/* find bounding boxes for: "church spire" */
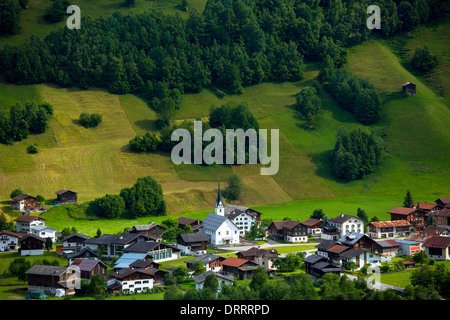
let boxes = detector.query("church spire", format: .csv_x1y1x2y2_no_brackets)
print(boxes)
215,178,224,215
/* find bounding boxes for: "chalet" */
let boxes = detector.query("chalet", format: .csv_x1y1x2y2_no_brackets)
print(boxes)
10,194,39,213
372,239,400,258
177,216,202,230
402,82,416,96
55,189,77,205
201,213,240,246
367,220,412,239
221,257,260,280
323,243,350,264
316,240,340,259
128,223,166,242
60,233,90,253
83,233,149,258
236,247,279,271
192,270,234,293
19,234,45,256
0,230,20,251
328,214,364,237
434,209,450,228
267,220,308,243
413,202,438,213
388,207,426,230
423,236,450,261
129,259,162,274
31,225,56,243
303,254,341,280
122,241,181,262
422,226,450,237
301,218,323,236
14,214,46,234
435,198,450,210
321,225,340,240
106,268,157,294
395,239,421,256
66,247,99,265
70,258,108,280
26,265,80,296
184,254,225,273
176,232,208,255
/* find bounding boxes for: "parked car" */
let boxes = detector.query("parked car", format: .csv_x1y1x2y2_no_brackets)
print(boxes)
26,291,48,300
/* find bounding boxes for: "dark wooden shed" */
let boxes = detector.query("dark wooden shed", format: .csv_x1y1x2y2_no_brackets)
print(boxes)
402,82,416,96
55,189,77,204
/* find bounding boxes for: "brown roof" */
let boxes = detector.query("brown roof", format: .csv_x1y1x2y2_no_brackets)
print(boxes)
14,215,46,223
327,244,350,254
222,257,249,267
177,217,200,225
423,226,449,237
270,220,299,231
369,220,412,228
0,230,21,238
435,198,450,204
239,247,278,258
413,202,436,210
55,189,77,195
301,218,322,227
19,233,45,243
423,236,450,248
388,207,417,215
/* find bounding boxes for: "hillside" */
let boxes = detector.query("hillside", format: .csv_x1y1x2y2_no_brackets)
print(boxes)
0,3,449,235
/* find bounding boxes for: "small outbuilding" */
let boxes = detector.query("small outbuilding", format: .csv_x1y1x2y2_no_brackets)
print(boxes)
402,82,416,96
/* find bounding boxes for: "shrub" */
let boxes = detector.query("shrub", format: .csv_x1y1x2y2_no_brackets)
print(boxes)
27,144,39,154
79,112,102,128
411,46,438,73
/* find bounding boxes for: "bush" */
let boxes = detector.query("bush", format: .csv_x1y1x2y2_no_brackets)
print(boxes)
129,132,160,152
27,144,39,154
411,45,438,73
79,112,102,128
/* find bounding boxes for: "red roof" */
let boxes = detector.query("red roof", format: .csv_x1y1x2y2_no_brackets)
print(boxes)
388,207,417,215
413,202,435,210
369,220,412,228
327,244,349,254
423,236,450,248
0,230,21,238
14,215,46,223
222,257,248,267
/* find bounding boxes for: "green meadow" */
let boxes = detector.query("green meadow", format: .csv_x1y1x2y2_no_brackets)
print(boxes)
0,6,449,235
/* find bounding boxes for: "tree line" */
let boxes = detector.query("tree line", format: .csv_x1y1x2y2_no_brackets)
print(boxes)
0,0,444,111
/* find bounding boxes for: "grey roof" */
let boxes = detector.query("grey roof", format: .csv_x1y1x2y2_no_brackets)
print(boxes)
303,254,328,264
66,247,99,259
339,248,366,259
60,233,90,242
316,240,339,251
123,241,180,254
178,232,209,243
114,253,151,268
26,265,67,276
192,270,234,284
202,213,229,231
83,233,143,246
185,254,223,265
72,259,106,272
337,232,366,246
329,214,360,224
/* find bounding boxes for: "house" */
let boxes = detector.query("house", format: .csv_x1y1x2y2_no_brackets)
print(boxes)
301,218,323,236
66,247,99,265
114,253,154,270
214,180,262,235
388,207,426,230
14,214,46,234
122,241,181,262
236,247,279,272
10,194,39,212
178,217,202,230
83,233,149,258
128,223,166,242
70,258,108,280
55,189,78,204
395,239,421,256
402,82,416,96
60,233,90,253
19,234,45,256
106,268,157,294
413,202,438,213
435,198,450,210
321,225,340,240
434,209,450,228
31,225,56,243
328,214,364,237
26,265,80,296
176,232,208,255
267,220,308,243
192,270,234,293
184,254,225,273
367,220,412,239
201,213,240,246
422,226,450,237
372,239,400,259
423,236,450,261
303,254,342,280
0,230,20,251
316,240,340,259
221,257,260,280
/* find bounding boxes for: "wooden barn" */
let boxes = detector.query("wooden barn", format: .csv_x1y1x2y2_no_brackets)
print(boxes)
55,189,77,204
402,82,416,96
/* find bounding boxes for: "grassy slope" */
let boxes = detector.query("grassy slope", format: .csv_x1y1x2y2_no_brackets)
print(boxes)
0,7,449,235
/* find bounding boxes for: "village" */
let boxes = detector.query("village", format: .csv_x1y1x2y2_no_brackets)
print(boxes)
0,182,449,300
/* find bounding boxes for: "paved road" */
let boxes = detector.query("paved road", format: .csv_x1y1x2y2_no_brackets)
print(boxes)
345,274,404,292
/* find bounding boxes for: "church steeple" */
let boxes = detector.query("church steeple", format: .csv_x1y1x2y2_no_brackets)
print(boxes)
215,178,224,216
